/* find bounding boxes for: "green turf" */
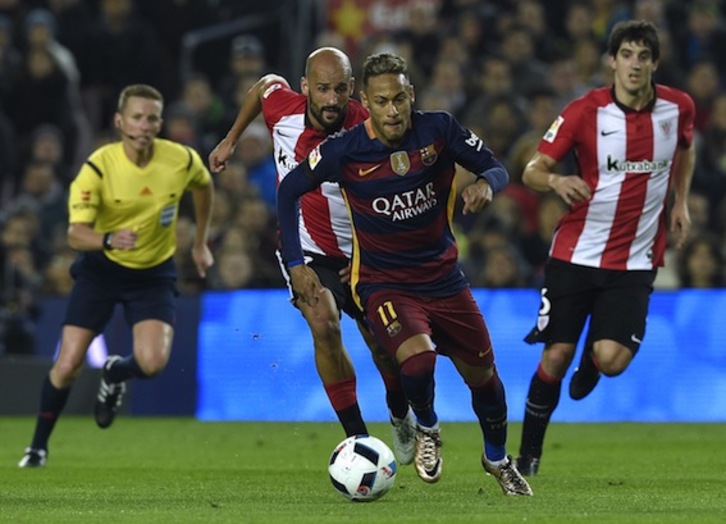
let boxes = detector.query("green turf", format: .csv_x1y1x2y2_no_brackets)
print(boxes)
1,417,724,523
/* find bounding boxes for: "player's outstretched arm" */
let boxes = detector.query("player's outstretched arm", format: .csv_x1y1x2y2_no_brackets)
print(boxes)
208,73,289,173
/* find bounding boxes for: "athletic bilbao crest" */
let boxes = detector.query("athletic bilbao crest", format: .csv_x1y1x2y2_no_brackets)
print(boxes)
390,151,410,176
420,144,437,166
659,119,673,138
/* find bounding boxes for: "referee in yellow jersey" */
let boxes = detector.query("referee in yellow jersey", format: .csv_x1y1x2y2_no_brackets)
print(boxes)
18,84,215,468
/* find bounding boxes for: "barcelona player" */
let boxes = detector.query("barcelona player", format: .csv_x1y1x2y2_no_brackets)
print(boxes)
277,52,532,495
19,84,214,468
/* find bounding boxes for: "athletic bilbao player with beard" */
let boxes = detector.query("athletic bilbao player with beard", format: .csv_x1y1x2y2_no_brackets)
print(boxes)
516,20,695,476
208,47,415,462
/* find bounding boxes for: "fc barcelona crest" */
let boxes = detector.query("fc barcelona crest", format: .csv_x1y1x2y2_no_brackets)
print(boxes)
390,151,410,176
420,144,437,166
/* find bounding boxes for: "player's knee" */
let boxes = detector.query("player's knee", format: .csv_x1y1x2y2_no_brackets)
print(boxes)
134,351,168,377
593,341,632,376
462,364,495,389
594,350,630,377
543,344,575,376
51,360,83,386
309,316,343,345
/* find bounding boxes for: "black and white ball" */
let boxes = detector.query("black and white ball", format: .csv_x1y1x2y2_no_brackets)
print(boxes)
328,435,397,501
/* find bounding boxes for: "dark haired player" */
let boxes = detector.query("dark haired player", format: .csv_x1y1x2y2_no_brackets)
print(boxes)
516,20,695,476
277,52,532,495
19,84,214,467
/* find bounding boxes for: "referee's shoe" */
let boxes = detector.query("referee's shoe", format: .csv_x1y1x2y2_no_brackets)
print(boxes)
94,355,127,428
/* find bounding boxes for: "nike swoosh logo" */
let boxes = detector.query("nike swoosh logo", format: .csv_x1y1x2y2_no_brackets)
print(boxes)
600,130,618,136
630,334,642,344
478,346,492,358
358,164,381,176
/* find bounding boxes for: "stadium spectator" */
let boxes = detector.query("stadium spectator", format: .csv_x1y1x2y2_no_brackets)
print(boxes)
556,1,598,53
419,58,467,119
208,47,415,460
43,0,94,67
161,101,203,152
516,21,696,477
178,72,227,157
206,247,255,290
136,0,216,98
173,215,207,295
0,212,42,356
231,121,277,209
28,124,73,187
497,23,550,99
23,7,92,169
41,245,75,296
474,244,530,288
694,91,726,215
514,0,561,62
685,58,721,133
519,192,569,286
6,160,67,248
674,0,726,76
546,55,589,111
465,54,518,125
217,34,267,108
17,83,214,468
5,46,76,172
81,0,164,131
677,233,725,288
393,2,440,79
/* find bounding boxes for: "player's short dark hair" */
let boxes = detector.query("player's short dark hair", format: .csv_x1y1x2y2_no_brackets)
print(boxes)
117,84,164,112
362,53,409,87
608,20,660,62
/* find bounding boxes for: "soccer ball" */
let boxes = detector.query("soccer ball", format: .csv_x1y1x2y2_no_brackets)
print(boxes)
328,434,397,501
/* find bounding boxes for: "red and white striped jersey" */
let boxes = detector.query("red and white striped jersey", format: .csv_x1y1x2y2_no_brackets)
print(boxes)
539,85,695,270
260,81,369,258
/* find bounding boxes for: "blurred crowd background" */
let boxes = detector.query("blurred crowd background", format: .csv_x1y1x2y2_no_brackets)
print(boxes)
1,0,726,355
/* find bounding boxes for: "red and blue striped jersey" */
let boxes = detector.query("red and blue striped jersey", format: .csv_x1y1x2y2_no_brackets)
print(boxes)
278,110,508,306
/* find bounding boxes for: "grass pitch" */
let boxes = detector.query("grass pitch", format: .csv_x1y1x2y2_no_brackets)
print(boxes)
1,417,724,523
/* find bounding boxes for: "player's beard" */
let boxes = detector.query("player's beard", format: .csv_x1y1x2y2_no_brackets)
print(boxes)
311,103,348,133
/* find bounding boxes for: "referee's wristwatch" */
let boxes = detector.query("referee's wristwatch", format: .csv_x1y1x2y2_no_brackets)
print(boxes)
103,232,114,250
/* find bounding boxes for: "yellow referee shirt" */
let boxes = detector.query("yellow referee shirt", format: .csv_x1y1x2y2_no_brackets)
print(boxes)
69,139,212,269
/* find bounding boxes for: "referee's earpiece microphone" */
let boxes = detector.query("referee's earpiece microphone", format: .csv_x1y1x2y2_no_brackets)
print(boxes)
115,119,137,140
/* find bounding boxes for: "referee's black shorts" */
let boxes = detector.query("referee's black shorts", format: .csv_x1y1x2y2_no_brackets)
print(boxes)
525,258,656,353
64,252,178,333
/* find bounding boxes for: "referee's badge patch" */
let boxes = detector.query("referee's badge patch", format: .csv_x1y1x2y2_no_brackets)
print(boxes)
543,116,564,143
160,204,176,227
390,151,410,176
